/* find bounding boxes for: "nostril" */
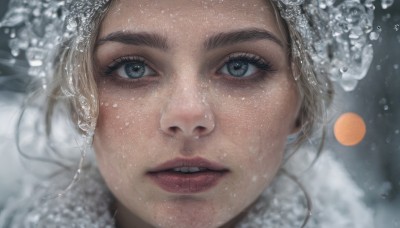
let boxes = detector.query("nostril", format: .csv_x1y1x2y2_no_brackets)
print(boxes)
169,126,180,134
193,126,210,137
196,126,207,133
166,125,210,137
160,105,215,138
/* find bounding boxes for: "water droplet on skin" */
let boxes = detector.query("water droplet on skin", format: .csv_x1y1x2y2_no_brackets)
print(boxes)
394,24,399,32
252,176,258,182
112,103,118,108
394,64,399,70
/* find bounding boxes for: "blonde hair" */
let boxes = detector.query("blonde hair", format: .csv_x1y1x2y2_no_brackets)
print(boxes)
269,1,333,147
49,3,111,138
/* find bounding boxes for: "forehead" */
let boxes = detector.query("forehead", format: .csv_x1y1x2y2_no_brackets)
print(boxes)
99,0,284,42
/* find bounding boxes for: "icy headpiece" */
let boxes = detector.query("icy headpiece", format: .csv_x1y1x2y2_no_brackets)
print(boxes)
0,0,110,88
0,0,375,92
274,0,375,91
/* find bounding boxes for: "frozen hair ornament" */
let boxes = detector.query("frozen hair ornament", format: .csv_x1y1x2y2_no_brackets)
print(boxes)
0,0,376,92
273,0,376,91
0,0,109,88
0,0,110,136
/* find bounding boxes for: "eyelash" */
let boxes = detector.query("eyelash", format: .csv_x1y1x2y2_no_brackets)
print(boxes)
103,53,275,83
105,56,151,76
218,53,275,78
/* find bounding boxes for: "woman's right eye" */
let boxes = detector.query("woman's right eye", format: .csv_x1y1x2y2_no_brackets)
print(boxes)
106,57,156,79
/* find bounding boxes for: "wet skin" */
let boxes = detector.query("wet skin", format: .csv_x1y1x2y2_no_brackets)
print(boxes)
93,0,301,227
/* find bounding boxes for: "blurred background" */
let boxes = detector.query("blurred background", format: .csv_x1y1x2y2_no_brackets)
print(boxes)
327,1,400,227
0,0,399,227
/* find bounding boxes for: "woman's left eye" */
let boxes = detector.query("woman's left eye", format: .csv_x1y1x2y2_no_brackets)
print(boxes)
218,54,273,78
106,57,156,79
220,60,256,78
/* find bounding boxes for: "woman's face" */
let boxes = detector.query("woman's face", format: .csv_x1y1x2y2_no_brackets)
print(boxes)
93,0,300,227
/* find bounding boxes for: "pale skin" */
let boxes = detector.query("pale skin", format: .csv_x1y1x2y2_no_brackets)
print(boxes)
93,0,301,227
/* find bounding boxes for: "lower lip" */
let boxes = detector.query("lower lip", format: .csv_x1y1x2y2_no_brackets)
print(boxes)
147,171,227,194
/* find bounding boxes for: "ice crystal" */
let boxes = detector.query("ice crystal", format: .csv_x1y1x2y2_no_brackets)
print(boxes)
275,0,376,91
0,0,111,137
381,0,394,10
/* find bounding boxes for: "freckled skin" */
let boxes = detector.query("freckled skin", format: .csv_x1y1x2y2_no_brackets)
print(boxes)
93,0,301,227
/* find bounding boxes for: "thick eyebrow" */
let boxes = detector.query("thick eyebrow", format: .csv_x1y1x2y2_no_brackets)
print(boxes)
204,28,284,50
96,31,169,50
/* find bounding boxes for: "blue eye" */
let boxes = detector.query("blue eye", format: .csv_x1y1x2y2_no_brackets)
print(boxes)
117,62,150,79
219,54,272,78
106,57,156,79
222,60,256,77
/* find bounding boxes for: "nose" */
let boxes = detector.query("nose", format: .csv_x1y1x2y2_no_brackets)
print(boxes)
160,82,215,139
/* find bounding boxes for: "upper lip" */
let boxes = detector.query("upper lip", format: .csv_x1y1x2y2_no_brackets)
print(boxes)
147,157,229,173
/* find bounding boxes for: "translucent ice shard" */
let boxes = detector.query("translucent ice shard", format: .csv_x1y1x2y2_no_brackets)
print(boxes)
381,0,394,10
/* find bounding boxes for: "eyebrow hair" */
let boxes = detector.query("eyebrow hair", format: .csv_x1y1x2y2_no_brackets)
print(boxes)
97,31,169,50
204,28,284,50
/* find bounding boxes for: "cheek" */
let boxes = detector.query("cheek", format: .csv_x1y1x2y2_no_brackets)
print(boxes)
93,102,131,191
94,84,159,152
214,79,299,184
93,90,159,190
216,87,297,145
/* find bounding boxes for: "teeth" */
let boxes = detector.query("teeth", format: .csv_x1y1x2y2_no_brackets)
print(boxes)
173,167,203,173
189,167,200,172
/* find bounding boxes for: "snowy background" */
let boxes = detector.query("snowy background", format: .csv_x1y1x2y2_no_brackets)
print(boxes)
0,0,399,227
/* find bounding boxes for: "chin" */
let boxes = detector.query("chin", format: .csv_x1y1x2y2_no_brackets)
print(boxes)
140,197,238,228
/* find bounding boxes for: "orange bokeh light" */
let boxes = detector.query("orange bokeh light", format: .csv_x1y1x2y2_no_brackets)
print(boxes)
334,112,367,146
